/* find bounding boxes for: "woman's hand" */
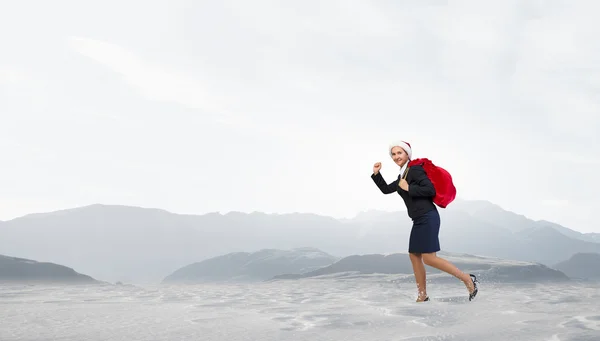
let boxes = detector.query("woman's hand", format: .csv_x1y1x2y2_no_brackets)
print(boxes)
373,162,382,174
399,179,409,191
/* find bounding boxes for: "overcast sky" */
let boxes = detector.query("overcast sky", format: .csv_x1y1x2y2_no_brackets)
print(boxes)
1,0,599,233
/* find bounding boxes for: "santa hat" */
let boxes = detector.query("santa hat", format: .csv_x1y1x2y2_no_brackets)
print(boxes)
389,140,412,159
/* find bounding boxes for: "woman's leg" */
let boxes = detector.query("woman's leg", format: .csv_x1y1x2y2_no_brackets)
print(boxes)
421,252,475,293
409,252,428,301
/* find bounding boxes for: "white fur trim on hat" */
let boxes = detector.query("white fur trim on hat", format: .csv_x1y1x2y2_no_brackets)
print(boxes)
389,140,412,159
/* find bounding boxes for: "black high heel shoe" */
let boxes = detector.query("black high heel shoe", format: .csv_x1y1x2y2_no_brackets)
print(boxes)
469,274,478,301
416,296,429,302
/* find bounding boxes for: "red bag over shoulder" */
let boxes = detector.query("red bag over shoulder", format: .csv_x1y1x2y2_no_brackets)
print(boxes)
408,158,456,208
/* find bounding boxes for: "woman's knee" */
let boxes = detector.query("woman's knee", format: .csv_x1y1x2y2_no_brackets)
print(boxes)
421,252,436,265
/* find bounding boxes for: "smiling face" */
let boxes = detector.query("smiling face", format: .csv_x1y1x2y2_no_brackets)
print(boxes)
390,146,409,167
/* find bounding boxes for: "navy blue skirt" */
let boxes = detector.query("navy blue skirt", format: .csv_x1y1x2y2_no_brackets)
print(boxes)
408,209,441,253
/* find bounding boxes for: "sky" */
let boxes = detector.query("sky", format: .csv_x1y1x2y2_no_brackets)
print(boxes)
1,0,599,233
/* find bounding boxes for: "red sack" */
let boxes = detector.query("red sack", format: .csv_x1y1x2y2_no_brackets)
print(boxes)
408,158,456,208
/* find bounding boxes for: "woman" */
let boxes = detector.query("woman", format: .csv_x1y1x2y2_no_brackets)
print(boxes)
370,140,478,302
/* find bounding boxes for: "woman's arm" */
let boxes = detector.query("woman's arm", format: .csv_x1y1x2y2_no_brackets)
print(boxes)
407,166,436,197
371,172,399,194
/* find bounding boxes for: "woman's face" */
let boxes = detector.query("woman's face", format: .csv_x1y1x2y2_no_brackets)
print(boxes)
391,146,409,167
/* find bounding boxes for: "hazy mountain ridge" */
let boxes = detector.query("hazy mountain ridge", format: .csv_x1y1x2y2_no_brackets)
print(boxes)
533,220,599,243
0,204,367,283
162,247,339,283
269,251,569,283
512,225,600,265
451,199,599,242
553,252,600,280
0,200,598,283
447,199,535,233
0,254,99,283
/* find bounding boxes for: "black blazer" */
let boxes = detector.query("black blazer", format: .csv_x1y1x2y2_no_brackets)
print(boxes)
371,165,437,219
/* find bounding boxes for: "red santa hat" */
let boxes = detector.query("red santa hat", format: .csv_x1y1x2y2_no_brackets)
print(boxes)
389,140,412,159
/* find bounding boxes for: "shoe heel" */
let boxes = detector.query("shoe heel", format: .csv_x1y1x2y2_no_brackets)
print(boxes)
469,274,478,301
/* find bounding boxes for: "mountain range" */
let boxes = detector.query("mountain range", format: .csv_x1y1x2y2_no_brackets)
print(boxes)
161,248,569,284
0,198,598,284
268,251,570,283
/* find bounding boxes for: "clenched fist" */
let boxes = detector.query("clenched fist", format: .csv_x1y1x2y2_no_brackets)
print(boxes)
373,162,382,174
